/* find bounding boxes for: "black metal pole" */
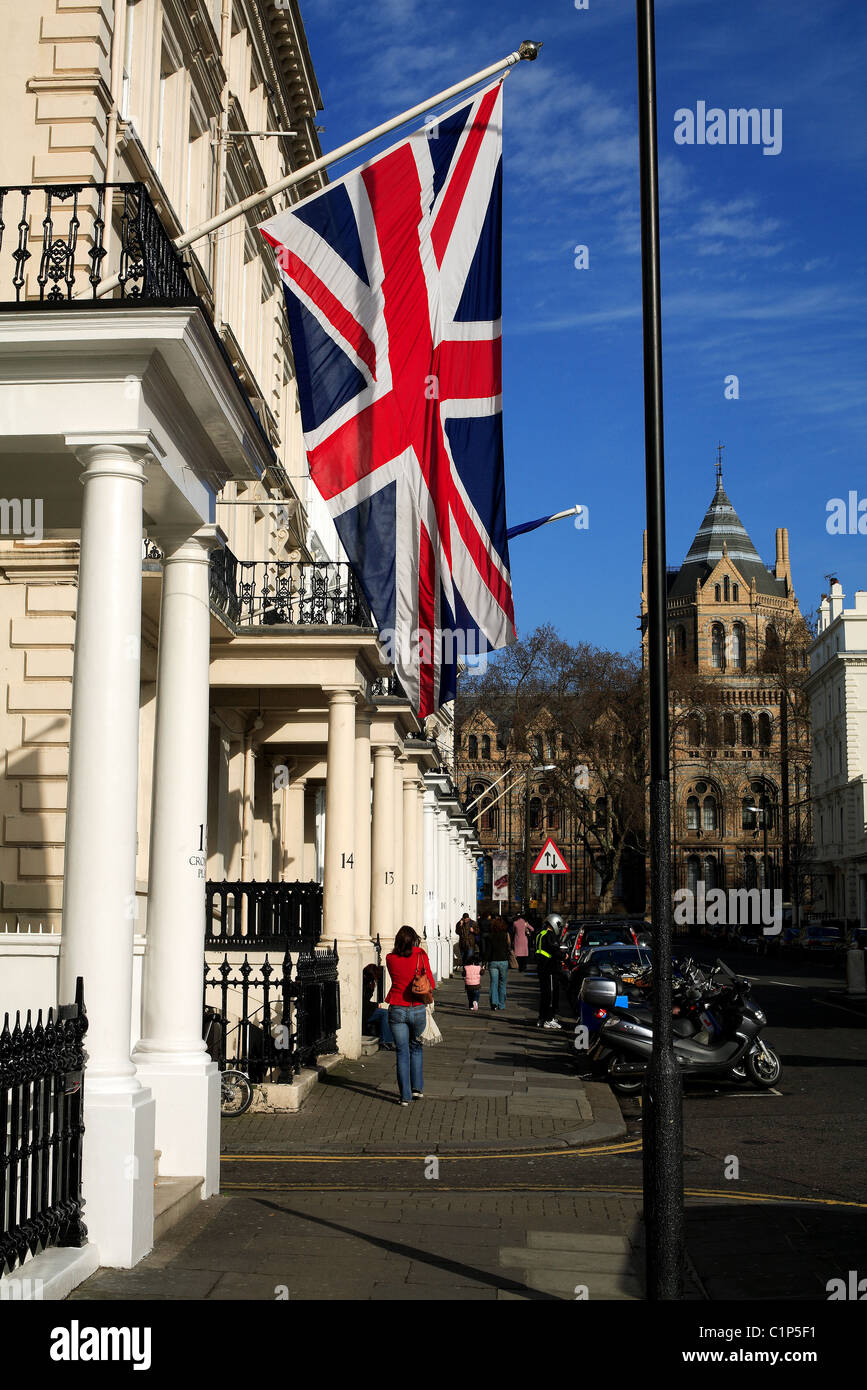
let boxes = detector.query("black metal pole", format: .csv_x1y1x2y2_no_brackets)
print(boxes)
635,0,684,1299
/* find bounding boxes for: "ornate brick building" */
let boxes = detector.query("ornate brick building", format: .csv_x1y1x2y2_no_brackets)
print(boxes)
454,704,643,918
645,463,811,900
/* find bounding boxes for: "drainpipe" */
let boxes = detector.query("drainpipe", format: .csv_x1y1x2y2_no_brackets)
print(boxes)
102,0,127,267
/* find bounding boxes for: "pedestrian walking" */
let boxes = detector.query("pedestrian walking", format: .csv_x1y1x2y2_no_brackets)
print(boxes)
484,915,512,1010
463,944,483,1010
535,913,563,1029
385,926,436,1104
512,913,534,972
457,912,479,964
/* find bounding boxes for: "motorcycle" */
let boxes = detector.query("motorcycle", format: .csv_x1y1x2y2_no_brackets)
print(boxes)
581,957,782,1095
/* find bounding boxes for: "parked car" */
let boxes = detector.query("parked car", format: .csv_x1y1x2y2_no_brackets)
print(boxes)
790,924,847,955
567,942,653,1017
564,923,642,977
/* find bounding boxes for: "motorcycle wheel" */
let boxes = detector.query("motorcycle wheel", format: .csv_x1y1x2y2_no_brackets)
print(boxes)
744,1043,781,1089
609,1063,645,1096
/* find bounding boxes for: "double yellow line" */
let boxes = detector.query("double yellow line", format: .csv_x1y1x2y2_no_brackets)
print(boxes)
221,1138,642,1162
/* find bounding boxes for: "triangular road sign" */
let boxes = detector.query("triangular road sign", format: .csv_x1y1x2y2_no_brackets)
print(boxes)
531,837,571,874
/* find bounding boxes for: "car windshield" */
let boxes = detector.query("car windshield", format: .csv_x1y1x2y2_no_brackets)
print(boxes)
588,948,651,970
582,928,635,948
808,927,840,938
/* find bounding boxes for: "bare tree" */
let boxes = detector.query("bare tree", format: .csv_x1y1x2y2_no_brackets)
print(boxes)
459,625,722,912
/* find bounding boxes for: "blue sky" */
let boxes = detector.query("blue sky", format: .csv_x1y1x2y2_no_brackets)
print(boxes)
298,0,867,653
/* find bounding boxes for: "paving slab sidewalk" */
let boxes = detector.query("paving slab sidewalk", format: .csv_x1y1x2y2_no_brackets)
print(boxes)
221,969,625,1155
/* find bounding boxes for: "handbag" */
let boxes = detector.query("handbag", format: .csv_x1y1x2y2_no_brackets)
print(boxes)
420,1003,442,1046
508,949,518,969
410,949,434,1003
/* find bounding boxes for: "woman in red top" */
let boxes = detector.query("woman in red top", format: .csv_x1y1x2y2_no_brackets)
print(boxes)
386,926,436,1105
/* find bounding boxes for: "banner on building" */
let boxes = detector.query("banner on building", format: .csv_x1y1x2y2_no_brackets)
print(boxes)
492,852,509,901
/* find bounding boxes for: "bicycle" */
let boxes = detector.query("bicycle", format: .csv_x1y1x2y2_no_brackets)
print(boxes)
204,1013,255,1118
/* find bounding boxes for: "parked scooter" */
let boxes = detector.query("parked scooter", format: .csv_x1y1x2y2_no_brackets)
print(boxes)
581,957,782,1095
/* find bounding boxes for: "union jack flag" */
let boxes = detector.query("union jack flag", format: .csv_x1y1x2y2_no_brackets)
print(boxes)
259,80,515,716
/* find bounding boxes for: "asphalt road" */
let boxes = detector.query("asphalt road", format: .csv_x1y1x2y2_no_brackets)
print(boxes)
219,939,867,1299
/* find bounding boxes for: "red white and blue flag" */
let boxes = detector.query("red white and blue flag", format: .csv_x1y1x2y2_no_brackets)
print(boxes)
259,80,515,716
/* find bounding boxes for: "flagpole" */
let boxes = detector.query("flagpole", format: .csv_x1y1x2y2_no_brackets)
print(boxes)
80,41,542,300
635,0,684,1298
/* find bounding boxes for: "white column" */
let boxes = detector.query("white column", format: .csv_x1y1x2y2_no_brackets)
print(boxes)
403,772,419,928
436,813,451,979
449,827,461,933
371,745,395,945
284,770,307,881
132,528,221,1193
393,756,405,930
353,713,372,940
415,783,425,938
59,440,155,1268
322,690,361,1057
423,791,438,959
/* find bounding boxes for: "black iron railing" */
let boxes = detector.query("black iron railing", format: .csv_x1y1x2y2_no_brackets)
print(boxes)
209,547,373,628
204,952,295,1081
0,184,196,305
203,944,340,1079
0,978,88,1276
205,879,323,950
295,945,341,1068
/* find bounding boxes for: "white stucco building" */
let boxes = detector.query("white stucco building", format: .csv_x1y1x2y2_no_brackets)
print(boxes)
807,580,867,926
0,0,478,1294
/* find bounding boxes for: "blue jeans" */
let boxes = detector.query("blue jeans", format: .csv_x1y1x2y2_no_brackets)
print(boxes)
388,1005,426,1101
489,959,509,1008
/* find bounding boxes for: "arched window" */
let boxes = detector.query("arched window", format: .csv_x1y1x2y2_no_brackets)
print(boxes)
723,714,736,746
704,856,718,891
529,797,542,830
687,714,702,747
702,795,717,832
531,735,543,762
481,735,491,759
723,575,730,601
765,625,779,653
732,584,739,603
673,625,687,656
711,623,725,669
758,713,771,747
547,737,557,760
546,798,558,828
742,798,757,830
468,734,478,759
687,855,701,895
686,796,700,831
715,584,721,602
743,855,757,889
741,713,754,746
732,622,746,670
706,714,720,747
595,797,607,826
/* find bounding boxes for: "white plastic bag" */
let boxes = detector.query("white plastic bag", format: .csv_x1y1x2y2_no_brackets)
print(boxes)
420,1002,442,1045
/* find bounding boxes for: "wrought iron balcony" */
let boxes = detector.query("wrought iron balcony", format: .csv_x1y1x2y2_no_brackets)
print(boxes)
0,183,197,305
209,545,374,629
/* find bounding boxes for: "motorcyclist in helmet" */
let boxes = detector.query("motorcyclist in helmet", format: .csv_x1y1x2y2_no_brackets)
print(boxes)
535,913,564,1029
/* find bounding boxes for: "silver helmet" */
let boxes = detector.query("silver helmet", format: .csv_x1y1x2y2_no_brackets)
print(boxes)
544,913,564,935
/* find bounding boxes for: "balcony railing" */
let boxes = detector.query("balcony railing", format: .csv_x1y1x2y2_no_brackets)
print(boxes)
209,547,373,629
205,879,323,950
0,183,197,305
